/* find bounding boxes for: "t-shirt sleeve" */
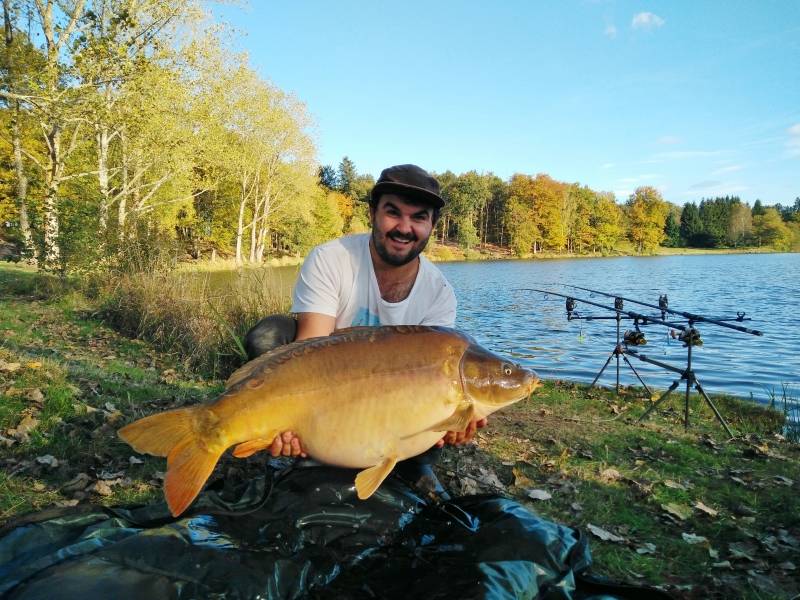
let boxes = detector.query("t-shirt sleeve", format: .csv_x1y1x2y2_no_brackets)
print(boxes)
419,280,457,328
291,246,340,317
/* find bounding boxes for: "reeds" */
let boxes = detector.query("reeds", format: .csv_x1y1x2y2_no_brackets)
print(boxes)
99,269,291,378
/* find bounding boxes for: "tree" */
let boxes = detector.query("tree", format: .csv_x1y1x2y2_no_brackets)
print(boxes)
318,165,337,190
442,171,490,249
727,202,752,247
625,186,669,253
336,156,357,197
680,202,703,246
752,208,791,250
503,174,541,256
592,192,624,253
662,206,681,247
752,199,766,217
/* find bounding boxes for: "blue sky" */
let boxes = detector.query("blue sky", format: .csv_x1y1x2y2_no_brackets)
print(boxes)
214,1,799,206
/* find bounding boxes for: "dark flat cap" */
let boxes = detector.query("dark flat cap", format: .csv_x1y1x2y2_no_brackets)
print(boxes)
370,164,444,208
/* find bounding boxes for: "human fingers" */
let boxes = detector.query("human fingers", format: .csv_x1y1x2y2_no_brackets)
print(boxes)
476,418,488,428
442,431,458,445
269,436,283,457
280,431,294,457
435,438,445,448
290,436,303,457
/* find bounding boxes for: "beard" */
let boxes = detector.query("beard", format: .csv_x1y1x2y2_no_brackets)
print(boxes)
371,228,430,267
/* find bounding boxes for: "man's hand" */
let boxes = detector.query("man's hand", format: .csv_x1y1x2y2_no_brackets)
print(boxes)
269,431,308,458
436,417,488,447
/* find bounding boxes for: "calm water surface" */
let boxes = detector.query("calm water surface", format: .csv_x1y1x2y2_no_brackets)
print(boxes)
216,253,799,403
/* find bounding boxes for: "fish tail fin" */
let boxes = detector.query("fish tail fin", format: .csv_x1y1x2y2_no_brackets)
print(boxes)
164,437,224,517
119,407,224,516
118,407,199,457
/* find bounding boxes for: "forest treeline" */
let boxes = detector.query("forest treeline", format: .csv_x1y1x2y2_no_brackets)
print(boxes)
1,2,797,274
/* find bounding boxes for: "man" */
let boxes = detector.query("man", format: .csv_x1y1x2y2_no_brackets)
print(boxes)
244,164,486,496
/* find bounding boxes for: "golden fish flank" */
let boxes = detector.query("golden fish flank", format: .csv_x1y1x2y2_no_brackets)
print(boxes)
118,326,539,517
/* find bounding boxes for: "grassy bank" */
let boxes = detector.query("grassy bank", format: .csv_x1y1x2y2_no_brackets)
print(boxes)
1,264,799,599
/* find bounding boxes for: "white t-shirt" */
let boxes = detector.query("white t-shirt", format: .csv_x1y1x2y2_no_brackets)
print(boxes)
291,234,457,329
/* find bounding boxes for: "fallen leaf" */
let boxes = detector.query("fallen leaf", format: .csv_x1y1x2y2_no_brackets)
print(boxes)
772,475,794,486
55,499,80,508
600,468,621,482
636,543,656,555
712,561,732,569
694,501,719,517
104,402,117,413
61,473,91,492
709,548,719,559
0,433,16,447
0,360,21,373
527,489,552,501
8,414,39,442
587,523,625,543
777,530,799,548
663,479,687,490
777,561,796,571
661,503,692,521
729,541,758,561
682,532,709,545
26,389,45,405
90,480,115,496
36,454,59,468
475,467,505,490
32,482,46,491
99,470,125,480
730,476,748,486
129,456,144,465
570,502,583,512
25,361,42,370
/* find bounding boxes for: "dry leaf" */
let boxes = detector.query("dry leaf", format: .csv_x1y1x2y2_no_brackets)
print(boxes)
587,523,625,543
694,500,719,517
8,414,39,442
55,499,80,508
600,468,621,481
0,360,21,373
708,548,719,559
663,479,687,490
26,361,42,370
570,502,583,512
26,388,45,405
778,561,796,571
772,475,794,486
636,543,656,555
35,454,59,468
90,480,115,496
61,473,91,493
729,541,758,561
527,489,552,501
682,532,708,545
129,456,144,465
712,561,732,569
661,503,692,521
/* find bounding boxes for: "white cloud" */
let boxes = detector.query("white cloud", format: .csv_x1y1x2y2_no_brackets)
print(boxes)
788,123,800,157
632,12,665,30
657,135,681,145
652,149,725,161
711,164,744,176
604,24,617,38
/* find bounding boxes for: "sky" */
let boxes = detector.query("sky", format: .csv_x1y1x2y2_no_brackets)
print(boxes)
213,1,800,206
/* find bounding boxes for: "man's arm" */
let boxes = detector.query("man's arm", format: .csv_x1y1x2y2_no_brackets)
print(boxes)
295,312,336,341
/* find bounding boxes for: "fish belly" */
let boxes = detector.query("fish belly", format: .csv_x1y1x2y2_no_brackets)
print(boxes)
296,376,460,468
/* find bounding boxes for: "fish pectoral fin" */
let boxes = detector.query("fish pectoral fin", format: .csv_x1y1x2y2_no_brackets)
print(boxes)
232,433,280,458
421,403,475,434
355,455,398,500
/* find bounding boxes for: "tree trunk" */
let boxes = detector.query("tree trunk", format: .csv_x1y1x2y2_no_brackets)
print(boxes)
235,182,247,265
97,124,111,235
42,126,62,269
10,103,36,262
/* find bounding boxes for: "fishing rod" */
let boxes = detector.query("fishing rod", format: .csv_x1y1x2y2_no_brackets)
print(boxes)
522,288,687,331
564,285,763,336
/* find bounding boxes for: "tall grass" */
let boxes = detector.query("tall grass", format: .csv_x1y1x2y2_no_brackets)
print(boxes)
766,384,800,443
99,269,290,378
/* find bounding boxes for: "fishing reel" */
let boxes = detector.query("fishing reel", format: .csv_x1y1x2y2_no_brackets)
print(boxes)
623,330,647,346
671,327,703,347
658,294,669,319
565,297,576,319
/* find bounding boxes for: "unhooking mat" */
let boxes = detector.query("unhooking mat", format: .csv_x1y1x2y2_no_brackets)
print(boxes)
0,464,672,599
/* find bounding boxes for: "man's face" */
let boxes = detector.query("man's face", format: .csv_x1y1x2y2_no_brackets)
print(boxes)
370,194,435,267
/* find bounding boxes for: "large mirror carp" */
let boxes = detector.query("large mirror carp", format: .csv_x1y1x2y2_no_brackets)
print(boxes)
119,326,539,516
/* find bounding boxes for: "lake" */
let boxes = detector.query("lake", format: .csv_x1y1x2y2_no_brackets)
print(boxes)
210,253,800,404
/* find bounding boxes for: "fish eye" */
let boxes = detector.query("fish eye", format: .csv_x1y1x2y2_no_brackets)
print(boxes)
503,364,513,375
